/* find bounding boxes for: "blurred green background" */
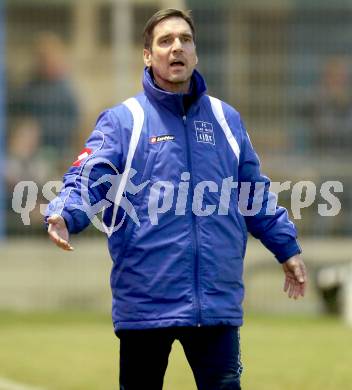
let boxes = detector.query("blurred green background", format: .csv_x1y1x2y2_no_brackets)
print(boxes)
1,0,352,389
1,311,351,390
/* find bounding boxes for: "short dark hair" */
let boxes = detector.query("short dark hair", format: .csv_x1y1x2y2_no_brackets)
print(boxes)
143,9,195,50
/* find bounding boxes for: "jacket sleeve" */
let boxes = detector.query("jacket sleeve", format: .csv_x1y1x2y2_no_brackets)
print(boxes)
238,119,301,263
44,108,128,234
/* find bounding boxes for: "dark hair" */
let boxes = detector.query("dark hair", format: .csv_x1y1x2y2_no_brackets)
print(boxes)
143,9,195,50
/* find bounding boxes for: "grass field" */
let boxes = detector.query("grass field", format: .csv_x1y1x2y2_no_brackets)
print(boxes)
0,312,351,390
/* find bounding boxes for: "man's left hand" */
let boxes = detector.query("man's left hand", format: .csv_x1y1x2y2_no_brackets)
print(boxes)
282,255,307,299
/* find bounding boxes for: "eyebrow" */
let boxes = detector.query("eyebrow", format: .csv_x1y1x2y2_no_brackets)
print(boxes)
157,32,193,41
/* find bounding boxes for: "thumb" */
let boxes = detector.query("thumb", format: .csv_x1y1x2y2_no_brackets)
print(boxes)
293,264,304,283
48,214,63,224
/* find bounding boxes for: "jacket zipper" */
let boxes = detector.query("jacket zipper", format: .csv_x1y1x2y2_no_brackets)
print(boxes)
182,114,202,327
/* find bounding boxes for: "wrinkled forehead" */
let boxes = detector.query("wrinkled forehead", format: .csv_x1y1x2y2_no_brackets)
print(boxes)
152,17,193,42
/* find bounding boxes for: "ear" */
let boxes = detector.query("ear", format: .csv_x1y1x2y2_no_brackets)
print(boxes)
143,48,152,67
195,54,198,65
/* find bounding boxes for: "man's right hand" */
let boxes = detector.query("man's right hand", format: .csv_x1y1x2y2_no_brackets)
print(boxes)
47,214,74,251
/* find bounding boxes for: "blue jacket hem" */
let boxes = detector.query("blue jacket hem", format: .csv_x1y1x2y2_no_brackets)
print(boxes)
113,317,243,332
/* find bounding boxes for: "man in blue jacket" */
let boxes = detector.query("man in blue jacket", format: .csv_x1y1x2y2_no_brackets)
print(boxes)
46,9,307,390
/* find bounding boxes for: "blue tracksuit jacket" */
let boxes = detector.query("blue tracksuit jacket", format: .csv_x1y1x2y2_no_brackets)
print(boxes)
46,68,301,331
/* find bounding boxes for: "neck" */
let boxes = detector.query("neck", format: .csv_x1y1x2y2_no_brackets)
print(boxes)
153,75,191,94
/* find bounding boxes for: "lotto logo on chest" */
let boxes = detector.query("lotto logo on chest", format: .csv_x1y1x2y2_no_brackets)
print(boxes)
194,121,215,145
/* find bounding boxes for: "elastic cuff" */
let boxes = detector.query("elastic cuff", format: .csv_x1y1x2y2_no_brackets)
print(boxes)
275,240,302,263
61,210,75,234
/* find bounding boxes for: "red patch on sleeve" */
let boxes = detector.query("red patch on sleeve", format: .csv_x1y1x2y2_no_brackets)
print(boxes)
72,148,92,167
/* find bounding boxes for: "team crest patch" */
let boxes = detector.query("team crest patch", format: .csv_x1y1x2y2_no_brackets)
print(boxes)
149,135,175,144
194,121,215,145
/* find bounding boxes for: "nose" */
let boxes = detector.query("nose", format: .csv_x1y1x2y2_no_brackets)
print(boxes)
172,37,183,52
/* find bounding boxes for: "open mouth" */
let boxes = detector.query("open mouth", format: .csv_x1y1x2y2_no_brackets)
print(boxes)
170,60,185,67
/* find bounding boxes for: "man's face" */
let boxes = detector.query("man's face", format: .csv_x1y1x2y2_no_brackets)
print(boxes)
143,17,198,93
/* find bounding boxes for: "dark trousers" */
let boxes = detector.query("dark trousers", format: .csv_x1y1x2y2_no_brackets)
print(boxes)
116,326,242,390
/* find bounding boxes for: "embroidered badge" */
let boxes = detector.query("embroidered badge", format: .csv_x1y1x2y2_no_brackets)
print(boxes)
194,121,215,145
149,135,175,144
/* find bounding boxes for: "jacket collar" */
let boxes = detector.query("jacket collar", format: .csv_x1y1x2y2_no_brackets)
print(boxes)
142,67,207,116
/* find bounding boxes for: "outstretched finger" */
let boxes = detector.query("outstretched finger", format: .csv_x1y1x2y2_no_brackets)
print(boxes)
48,229,73,251
293,282,302,299
300,279,307,297
288,279,295,298
300,263,307,283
